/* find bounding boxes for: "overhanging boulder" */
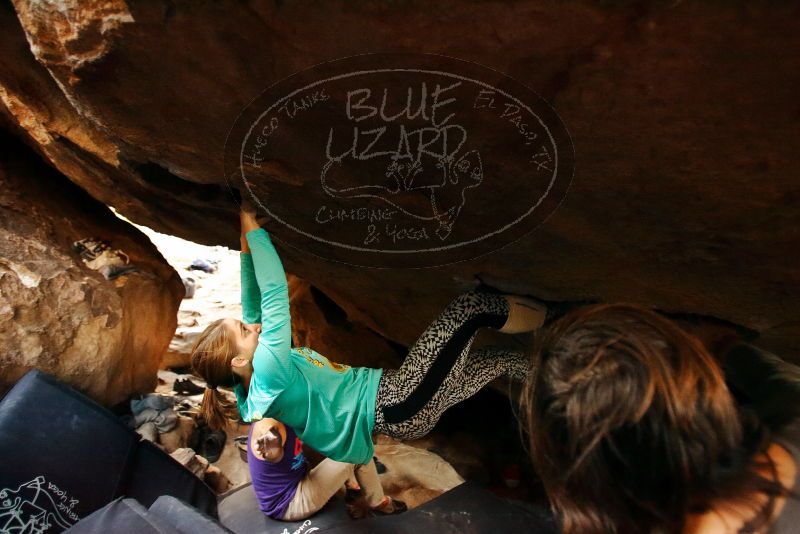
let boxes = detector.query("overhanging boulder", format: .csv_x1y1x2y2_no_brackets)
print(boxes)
0,1,797,361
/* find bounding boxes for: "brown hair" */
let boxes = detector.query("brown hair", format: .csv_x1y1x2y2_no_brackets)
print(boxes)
190,318,240,430
521,303,788,534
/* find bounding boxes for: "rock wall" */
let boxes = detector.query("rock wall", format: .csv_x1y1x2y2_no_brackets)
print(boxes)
0,1,798,361
0,129,183,405
288,273,406,370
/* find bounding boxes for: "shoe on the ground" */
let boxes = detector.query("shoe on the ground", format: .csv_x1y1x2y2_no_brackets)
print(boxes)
371,496,407,516
198,427,227,463
174,378,205,396
188,258,217,273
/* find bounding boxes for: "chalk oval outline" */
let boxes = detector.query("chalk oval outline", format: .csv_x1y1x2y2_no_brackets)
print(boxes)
225,52,574,264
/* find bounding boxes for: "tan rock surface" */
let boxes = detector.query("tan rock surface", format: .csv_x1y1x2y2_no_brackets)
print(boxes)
1,1,797,361
0,131,183,405
288,274,405,370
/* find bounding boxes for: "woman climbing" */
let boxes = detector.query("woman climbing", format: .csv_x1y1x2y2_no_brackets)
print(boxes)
190,197,546,467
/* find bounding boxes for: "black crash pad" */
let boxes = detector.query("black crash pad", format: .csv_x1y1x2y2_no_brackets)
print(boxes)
217,481,556,534
63,498,180,534
1,371,555,534
64,496,234,534
318,482,558,534
0,370,217,532
148,495,233,533
217,481,351,534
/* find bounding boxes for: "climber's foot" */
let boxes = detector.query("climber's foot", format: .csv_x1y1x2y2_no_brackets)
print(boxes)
499,294,547,334
371,496,407,516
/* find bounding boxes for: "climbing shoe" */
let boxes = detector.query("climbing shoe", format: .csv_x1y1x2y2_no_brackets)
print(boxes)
174,378,205,396
198,427,227,463
499,294,547,333
371,496,407,516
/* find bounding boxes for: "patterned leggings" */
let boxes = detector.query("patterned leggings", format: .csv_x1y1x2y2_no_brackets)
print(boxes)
373,290,530,440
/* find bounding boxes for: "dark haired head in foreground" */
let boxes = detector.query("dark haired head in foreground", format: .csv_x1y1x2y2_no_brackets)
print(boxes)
522,304,793,534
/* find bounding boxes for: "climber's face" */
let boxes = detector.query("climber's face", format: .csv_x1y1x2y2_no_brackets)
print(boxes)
224,318,261,362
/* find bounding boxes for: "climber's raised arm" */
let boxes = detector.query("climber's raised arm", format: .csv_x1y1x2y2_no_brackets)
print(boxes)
239,203,293,388
240,206,262,325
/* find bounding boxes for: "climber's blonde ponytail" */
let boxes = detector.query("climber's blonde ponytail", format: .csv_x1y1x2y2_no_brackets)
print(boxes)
191,318,240,430
200,386,237,431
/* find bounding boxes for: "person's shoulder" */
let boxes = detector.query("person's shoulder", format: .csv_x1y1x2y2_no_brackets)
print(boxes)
254,340,291,366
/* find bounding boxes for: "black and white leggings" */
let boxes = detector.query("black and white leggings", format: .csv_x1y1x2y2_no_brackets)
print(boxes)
373,290,529,440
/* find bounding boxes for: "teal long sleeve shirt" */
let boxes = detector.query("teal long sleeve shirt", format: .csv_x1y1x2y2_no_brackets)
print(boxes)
234,228,383,464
